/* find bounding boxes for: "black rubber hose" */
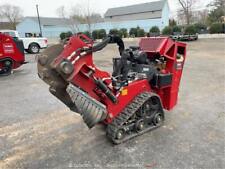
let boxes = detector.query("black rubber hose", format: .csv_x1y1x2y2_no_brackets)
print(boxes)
92,37,111,52
110,35,125,55
91,35,125,55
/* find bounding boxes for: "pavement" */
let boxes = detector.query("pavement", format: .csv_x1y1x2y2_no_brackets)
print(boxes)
0,38,225,169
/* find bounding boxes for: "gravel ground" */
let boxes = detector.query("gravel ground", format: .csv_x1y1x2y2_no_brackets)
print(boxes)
0,38,224,169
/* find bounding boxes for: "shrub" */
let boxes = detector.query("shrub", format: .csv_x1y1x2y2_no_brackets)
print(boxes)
162,26,173,35
137,28,145,37
59,31,73,40
172,26,182,33
91,29,107,39
194,23,207,33
129,27,146,37
109,29,119,35
209,23,223,34
129,28,138,37
92,30,98,39
119,28,128,38
98,29,107,39
150,26,160,34
66,31,73,38
60,32,66,40
184,25,197,34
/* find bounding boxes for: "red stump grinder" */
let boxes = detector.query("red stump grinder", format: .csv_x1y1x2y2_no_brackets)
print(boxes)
37,34,186,144
0,33,25,76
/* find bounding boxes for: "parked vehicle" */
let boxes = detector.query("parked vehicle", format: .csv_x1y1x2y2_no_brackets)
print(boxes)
0,30,48,54
170,32,198,41
0,33,26,76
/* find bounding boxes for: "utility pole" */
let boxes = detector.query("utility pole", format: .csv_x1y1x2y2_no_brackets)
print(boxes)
36,4,42,37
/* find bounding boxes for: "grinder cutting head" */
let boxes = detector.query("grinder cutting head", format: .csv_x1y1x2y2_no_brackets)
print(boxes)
37,44,78,112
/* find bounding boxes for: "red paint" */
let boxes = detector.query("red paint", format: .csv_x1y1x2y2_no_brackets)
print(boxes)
139,37,187,110
52,35,186,123
0,33,25,70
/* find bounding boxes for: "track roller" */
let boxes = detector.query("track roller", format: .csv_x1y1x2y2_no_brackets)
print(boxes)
106,92,164,144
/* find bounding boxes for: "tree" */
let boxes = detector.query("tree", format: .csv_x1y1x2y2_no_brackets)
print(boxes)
184,25,197,34
129,28,138,37
207,0,225,24
197,10,209,25
137,28,145,37
169,19,177,27
109,29,119,35
120,28,128,38
194,23,207,33
173,25,182,32
178,0,197,25
56,2,103,34
74,0,103,33
209,23,223,33
56,6,66,19
92,30,98,39
0,4,23,29
70,1,103,33
150,26,160,33
98,29,106,39
89,13,104,23
162,26,173,35
56,5,81,33
59,31,73,40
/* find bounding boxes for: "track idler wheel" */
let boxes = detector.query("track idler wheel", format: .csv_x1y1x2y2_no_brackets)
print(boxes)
153,113,163,126
115,129,125,140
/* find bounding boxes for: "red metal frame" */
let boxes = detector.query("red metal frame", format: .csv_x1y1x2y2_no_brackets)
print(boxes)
139,37,186,110
52,35,186,123
0,33,25,70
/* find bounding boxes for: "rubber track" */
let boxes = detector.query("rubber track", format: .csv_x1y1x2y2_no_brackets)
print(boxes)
106,92,163,144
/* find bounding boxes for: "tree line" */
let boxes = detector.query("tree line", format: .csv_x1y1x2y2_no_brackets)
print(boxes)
0,0,224,34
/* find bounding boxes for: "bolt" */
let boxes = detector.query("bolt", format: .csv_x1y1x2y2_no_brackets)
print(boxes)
60,61,74,75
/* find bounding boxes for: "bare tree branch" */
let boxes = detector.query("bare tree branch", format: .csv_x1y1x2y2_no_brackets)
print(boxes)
56,6,66,19
0,4,23,29
178,0,197,25
56,5,81,33
56,1,103,34
70,0,103,33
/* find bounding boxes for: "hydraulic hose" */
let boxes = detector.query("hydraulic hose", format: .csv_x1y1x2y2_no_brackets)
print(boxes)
91,35,125,55
92,36,111,52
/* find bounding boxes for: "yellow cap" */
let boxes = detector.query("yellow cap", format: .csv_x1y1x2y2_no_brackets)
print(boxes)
121,89,128,96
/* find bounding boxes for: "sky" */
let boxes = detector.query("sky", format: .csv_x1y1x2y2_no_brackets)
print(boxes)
0,0,212,18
